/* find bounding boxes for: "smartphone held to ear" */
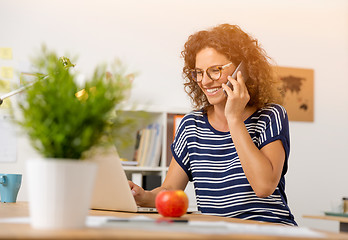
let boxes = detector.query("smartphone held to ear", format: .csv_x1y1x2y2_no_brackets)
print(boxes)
223,61,249,96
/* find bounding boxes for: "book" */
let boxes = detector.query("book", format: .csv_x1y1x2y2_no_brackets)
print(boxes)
147,123,163,167
173,114,185,140
135,128,147,166
121,160,138,166
166,114,185,167
142,124,156,167
138,127,151,166
133,123,163,168
132,130,142,162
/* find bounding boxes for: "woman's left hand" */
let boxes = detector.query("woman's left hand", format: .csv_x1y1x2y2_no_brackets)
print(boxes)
222,71,250,121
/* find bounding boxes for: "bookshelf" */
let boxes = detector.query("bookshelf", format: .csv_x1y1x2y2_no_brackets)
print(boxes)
118,105,190,181
117,105,197,211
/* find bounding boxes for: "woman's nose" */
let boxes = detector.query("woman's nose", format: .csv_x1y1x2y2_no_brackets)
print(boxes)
201,72,212,85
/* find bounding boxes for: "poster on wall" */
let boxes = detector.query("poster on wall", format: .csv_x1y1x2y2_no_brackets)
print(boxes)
273,66,314,122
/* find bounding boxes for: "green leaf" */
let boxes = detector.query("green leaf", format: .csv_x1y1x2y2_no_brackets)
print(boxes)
15,46,141,160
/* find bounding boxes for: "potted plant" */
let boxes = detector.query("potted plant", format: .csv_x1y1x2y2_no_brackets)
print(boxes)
15,46,134,229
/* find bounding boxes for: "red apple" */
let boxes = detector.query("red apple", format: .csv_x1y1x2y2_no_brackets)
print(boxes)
155,190,189,217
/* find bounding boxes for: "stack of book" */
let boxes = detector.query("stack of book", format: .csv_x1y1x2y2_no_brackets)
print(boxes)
133,123,163,167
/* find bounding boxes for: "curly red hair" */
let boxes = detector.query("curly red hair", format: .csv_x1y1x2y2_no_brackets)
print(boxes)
181,24,283,110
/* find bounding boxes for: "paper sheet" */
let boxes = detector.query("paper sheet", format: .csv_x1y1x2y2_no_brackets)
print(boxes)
188,221,324,238
0,66,13,79
0,48,12,60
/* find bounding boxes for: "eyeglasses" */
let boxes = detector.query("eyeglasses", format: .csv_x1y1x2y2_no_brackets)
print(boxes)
190,62,233,82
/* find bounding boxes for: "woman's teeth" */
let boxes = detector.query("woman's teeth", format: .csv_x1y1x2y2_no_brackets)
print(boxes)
206,87,220,93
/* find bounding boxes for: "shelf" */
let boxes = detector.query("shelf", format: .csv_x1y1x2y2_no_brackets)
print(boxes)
117,105,197,209
117,106,189,176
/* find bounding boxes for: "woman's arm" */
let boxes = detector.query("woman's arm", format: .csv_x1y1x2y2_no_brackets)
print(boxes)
129,158,189,207
223,72,285,198
228,118,285,198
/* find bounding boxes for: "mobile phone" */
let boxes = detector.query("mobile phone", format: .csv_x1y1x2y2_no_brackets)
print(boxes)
223,61,249,96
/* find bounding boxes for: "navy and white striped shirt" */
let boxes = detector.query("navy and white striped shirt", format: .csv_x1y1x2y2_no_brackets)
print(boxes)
171,104,297,226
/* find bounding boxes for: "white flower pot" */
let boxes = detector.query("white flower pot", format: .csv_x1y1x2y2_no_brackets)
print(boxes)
26,158,97,229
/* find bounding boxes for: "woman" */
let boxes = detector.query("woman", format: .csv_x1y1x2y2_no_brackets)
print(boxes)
129,23,297,226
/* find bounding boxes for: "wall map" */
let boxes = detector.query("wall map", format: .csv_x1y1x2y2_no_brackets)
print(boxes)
273,66,314,122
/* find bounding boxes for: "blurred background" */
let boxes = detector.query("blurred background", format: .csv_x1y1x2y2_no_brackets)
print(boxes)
0,0,347,232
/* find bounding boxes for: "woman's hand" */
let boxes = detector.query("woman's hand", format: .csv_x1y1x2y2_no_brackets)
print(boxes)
128,180,146,206
128,160,189,207
222,71,250,121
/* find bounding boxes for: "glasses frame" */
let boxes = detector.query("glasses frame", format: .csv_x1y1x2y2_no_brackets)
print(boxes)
190,62,233,82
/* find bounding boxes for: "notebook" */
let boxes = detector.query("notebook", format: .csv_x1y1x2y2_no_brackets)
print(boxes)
90,146,157,213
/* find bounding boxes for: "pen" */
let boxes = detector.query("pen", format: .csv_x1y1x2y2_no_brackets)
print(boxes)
106,218,188,224
156,218,189,224
107,218,154,223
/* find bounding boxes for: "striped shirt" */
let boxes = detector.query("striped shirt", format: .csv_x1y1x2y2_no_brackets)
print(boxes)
171,104,297,226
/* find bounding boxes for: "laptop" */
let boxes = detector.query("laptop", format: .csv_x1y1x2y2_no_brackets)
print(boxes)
90,146,157,213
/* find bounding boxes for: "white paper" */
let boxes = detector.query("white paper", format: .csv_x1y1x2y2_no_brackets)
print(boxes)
0,215,154,226
189,221,324,238
0,217,29,224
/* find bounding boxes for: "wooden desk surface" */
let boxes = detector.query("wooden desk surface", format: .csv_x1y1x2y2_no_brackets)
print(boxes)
1,202,348,240
303,214,348,224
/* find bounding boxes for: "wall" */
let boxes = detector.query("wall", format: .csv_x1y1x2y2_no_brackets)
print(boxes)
1,0,347,232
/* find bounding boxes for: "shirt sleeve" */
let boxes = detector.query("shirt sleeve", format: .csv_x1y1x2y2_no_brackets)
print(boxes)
258,104,290,176
170,114,193,181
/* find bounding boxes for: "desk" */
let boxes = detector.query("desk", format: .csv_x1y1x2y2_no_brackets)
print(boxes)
1,202,348,240
303,215,348,232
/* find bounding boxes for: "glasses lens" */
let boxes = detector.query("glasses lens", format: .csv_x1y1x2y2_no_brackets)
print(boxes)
191,69,203,82
207,66,221,81
190,70,197,81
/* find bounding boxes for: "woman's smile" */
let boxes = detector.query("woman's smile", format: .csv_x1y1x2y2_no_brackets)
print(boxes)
204,86,222,95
